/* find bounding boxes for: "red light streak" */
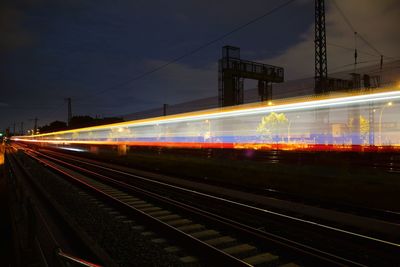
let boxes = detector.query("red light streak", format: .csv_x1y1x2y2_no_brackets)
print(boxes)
14,138,400,152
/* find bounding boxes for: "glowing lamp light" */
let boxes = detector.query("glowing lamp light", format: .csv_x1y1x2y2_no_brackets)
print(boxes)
203,131,211,140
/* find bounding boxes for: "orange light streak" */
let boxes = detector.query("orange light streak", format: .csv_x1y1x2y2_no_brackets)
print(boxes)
14,138,400,152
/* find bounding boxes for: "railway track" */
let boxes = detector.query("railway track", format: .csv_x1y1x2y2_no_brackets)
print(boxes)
13,145,400,266
6,146,109,266
35,145,400,224
31,148,400,237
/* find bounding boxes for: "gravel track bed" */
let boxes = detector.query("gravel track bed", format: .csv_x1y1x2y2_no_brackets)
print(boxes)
17,151,195,267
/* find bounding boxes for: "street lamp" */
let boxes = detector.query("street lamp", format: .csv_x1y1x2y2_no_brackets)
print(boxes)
378,102,393,145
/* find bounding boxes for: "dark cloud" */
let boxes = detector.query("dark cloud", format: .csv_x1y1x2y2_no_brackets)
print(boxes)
0,5,34,50
2,0,396,131
265,0,400,80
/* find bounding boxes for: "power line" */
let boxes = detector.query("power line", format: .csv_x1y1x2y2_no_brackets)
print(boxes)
294,57,397,81
308,40,397,59
327,41,400,62
327,42,376,57
356,33,383,56
330,0,356,32
329,59,380,72
331,0,383,56
88,0,297,97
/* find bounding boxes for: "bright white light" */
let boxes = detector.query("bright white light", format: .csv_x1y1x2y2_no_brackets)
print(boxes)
122,90,400,127
59,147,86,152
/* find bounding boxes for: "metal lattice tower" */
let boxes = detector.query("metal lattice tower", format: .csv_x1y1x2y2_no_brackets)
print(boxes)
315,0,328,94
218,46,283,107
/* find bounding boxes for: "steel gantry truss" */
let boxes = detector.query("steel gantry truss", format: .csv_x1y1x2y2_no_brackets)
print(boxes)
315,0,328,94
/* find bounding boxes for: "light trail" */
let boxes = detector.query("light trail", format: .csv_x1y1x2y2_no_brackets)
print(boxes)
12,88,400,151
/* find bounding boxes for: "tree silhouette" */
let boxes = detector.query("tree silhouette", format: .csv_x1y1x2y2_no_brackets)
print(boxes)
348,115,370,142
257,112,288,142
359,115,370,141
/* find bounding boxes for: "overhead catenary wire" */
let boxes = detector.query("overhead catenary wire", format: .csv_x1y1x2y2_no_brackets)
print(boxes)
327,41,400,62
331,0,383,57
87,0,297,97
327,42,375,57
330,0,398,87
324,42,400,60
329,59,381,72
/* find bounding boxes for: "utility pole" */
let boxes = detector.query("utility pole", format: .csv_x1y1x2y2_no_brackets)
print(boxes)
315,0,328,94
379,55,383,87
65,97,72,126
13,122,15,136
20,122,24,135
353,32,358,73
163,104,168,116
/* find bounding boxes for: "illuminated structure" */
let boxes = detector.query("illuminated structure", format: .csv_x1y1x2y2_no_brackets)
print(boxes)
12,89,400,152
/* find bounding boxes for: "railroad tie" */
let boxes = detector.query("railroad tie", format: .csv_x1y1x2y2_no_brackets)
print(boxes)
122,219,135,225
117,196,140,201
141,231,156,237
110,192,129,197
148,210,171,217
167,219,192,227
222,244,256,256
278,263,301,267
97,188,116,193
242,252,279,266
190,229,220,239
164,246,181,253
151,238,167,244
140,206,162,212
204,236,236,247
156,214,181,221
179,256,198,264
133,203,154,209
131,225,145,231
176,224,204,233
126,200,147,205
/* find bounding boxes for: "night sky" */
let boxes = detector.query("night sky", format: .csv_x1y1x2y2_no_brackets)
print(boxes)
1,0,399,132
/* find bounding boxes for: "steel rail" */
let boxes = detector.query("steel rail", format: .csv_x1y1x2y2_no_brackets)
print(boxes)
24,148,372,266
23,149,254,267
7,150,104,267
38,147,400,223
33,148,400,249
